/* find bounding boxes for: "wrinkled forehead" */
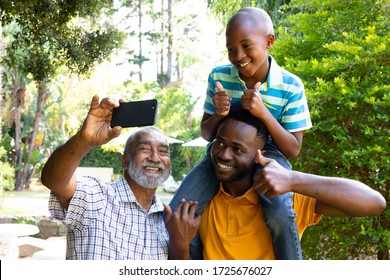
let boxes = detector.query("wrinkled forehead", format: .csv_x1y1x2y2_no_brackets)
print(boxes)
135,130,168,147
126,128,169,154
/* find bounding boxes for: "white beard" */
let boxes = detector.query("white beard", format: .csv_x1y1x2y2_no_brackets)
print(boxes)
127,159,170,189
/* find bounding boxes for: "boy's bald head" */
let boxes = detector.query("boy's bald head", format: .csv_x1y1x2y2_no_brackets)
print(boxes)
227,7,274,36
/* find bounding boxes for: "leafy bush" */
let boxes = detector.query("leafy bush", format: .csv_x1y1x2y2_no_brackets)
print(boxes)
0,144,14,192
273,0,389,259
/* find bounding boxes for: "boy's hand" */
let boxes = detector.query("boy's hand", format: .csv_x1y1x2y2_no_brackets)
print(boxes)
241,82,268,119
213,82,231,117
252,150,293,198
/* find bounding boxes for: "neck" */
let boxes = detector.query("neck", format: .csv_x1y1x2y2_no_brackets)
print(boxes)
125,173,156,211
222,179,253,198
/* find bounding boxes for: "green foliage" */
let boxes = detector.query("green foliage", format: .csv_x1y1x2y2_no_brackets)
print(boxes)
0,144,14,191
0,0,124,82
79,146,123,175
272,0,389,259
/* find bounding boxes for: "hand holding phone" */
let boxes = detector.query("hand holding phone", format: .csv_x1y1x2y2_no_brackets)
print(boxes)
110,99,158,128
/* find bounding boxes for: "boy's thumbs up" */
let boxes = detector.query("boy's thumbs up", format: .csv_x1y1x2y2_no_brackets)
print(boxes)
255,150,272,167
253,82,261,91
216,81,225,92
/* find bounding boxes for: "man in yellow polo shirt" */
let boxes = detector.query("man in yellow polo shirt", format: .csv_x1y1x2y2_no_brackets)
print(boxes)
196,105,386,260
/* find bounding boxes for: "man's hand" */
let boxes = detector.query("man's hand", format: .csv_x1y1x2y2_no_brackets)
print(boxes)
79,95,123,147
163,199,201,259
212,82,231,117
252,150,293,198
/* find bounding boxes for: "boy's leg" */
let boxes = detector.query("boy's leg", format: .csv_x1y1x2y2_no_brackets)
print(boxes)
169,149,219,259
257,146,302,260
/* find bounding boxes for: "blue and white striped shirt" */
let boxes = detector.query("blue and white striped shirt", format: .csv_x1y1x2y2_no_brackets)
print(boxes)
204,55,312,133
49,176,169,260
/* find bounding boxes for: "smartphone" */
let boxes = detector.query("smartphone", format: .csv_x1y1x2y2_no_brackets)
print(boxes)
110,99,158,128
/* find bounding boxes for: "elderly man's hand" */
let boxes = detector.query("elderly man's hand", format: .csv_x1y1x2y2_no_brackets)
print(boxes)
163,199,201,259
79,95,123,146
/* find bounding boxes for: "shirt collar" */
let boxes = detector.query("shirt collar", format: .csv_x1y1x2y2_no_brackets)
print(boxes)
115,177,164,213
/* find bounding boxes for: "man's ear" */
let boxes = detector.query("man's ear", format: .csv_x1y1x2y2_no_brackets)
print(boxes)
121,155,128,170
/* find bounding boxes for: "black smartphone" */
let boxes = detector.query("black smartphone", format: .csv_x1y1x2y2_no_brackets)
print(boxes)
110,99,158,128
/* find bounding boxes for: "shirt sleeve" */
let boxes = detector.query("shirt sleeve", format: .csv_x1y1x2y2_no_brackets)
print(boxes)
293,193,322,239
203,73,217,115
48,175,107,231
281,86,312,133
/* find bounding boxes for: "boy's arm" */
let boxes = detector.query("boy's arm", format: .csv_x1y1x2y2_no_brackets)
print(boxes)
242,83,302,159
201,112,225,141
253,151,386,216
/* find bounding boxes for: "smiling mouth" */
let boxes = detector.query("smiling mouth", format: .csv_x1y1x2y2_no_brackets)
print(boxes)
145,166,160,171
238,62,249,68
217,161,234,170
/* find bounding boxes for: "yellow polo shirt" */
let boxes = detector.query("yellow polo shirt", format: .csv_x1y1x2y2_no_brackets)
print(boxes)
198,183,322,260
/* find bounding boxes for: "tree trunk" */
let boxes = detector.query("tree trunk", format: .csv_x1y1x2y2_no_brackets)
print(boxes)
13,88,25,191
166,0,172,83
160,0,164,75
14,82,47,190
138,0,143,82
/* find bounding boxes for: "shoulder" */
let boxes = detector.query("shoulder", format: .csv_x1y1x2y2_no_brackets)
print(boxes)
269,55,304,89
209,64,235,76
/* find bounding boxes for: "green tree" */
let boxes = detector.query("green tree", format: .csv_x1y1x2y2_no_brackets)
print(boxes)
272,0,389,259
0,0,124,190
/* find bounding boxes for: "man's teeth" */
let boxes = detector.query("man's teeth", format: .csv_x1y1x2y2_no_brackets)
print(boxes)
218,162,232,169
145,167,159,170
239,62,249,67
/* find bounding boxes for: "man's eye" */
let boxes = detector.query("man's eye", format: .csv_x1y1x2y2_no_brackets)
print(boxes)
215,141,224,147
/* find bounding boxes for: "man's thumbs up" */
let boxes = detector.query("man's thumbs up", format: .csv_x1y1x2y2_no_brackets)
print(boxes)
255,150,272,167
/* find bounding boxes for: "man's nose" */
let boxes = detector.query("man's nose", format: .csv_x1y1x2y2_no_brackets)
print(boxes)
220,147,233,160
148,150,161,162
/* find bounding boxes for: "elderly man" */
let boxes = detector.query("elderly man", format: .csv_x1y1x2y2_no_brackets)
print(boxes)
41,95,200,260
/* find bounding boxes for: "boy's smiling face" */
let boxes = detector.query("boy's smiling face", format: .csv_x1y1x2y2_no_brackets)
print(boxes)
225,15,274,85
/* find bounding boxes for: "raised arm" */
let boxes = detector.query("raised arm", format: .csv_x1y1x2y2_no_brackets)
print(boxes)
253,151,386,216
41,95,122,209
241,83,302,159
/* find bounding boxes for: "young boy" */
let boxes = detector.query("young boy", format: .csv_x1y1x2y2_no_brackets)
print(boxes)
170,7,312,259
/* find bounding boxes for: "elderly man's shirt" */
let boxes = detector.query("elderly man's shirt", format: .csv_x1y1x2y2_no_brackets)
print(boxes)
49,176,169,260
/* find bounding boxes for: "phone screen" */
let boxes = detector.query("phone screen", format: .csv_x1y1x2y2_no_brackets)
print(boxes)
110,99,158,128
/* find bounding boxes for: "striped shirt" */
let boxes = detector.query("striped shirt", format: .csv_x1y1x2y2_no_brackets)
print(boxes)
204,55,312,133
49,176,169,260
